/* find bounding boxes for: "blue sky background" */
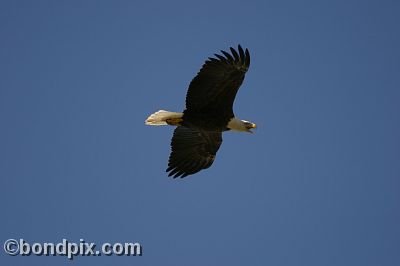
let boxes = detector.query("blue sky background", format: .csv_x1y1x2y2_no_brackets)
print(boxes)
1,1,399,265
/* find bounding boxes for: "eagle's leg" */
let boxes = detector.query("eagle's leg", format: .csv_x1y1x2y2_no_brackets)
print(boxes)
166,117,183,126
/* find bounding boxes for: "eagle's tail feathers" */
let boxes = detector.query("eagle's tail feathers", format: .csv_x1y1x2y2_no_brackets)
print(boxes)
145,110,184,126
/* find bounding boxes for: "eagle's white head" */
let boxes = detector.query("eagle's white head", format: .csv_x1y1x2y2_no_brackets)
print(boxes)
227,118,257,133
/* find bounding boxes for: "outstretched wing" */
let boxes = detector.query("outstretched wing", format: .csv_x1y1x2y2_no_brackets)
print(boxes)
166,126,223,178
185,45,250,117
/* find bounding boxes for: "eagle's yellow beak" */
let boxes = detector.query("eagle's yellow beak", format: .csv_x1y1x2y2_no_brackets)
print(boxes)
246,122,257,133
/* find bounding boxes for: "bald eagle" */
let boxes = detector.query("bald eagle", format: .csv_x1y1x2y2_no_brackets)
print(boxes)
145,45,256,178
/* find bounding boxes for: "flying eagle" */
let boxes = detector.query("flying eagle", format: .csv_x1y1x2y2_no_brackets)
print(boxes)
145,45,256,178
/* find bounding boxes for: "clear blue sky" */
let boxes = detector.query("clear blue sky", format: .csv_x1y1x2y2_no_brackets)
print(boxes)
1,1,399,265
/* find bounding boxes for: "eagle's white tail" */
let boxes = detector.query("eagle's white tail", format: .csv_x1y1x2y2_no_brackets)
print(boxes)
145,110,184,126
